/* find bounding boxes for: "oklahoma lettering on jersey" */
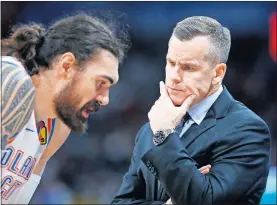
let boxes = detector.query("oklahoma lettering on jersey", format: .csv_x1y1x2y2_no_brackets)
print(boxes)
1,111,56,203
1,56,56,203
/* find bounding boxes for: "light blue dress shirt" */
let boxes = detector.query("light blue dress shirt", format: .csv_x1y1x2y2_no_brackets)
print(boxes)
179,86,223,137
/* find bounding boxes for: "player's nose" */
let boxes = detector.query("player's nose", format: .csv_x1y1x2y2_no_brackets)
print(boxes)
96,91,110,106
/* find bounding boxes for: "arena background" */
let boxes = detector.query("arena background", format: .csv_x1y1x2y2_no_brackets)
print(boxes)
1,1,276,204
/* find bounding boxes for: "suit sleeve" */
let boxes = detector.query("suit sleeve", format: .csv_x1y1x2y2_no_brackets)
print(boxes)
112,125,165,205
141,120,271,205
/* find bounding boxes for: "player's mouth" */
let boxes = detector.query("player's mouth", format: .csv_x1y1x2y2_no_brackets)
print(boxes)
82,107,96,118
80,101,101,119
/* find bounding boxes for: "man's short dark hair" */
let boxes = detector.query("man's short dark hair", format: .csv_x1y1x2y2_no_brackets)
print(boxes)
2,13,130,75
173,16,231,65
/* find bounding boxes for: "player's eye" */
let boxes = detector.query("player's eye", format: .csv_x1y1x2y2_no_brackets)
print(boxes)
97,81,106,89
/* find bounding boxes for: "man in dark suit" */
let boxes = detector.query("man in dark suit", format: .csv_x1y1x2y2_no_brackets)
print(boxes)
112,16,271,205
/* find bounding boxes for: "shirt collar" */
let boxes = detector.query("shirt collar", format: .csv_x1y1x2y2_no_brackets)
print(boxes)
188,86,223,125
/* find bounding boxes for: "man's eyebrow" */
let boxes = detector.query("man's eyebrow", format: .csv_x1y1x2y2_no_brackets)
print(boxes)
166,56,200,66
180,62,201,67
99,75,114,85
166,56,173,61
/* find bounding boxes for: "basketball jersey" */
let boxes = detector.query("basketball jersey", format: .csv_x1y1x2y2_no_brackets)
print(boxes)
1,56,56,203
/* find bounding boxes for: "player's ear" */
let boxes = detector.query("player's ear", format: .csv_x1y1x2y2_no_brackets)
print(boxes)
57,52,76,79
31,73,40,88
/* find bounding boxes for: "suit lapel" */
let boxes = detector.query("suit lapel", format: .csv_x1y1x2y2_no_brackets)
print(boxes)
180,108,216,148
180,86,234,147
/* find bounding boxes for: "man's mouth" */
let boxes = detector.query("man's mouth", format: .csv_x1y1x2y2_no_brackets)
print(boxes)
80,101,101,119
82,107,94,118
167,86,183,93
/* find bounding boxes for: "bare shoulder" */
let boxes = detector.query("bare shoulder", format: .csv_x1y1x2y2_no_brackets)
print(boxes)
1,57,35,145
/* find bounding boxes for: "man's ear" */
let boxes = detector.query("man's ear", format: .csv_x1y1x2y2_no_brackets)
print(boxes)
212,63,227,85
56,52,76,79
31,73,40,88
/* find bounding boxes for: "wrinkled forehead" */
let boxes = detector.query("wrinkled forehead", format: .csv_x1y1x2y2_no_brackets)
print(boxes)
167,35,211,63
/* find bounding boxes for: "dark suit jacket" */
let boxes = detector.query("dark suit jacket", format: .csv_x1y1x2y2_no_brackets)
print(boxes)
112,87,271,205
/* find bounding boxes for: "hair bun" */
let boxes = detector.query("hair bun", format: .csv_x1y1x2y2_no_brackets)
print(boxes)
11,25,45,60
5,24,45,75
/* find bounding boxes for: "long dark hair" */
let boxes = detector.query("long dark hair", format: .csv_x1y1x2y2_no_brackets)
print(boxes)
2,13,130,76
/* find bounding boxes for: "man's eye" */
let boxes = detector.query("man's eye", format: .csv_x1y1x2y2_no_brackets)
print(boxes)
183,65,194,71
167,60,175,67
187,66,194,70
97,81,106,88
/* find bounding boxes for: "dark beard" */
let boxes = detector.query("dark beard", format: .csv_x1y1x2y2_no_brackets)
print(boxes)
55,101,87,133
53,81,100,133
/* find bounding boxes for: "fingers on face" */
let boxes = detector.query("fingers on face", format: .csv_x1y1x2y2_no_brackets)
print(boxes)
180,94,197,111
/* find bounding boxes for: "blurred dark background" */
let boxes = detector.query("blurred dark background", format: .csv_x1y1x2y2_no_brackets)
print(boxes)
1,1,276,204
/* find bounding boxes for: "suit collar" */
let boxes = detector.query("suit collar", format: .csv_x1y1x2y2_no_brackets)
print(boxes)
212,85,234,119
181,108,216,148
180,86,233,147
188,86,223,125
